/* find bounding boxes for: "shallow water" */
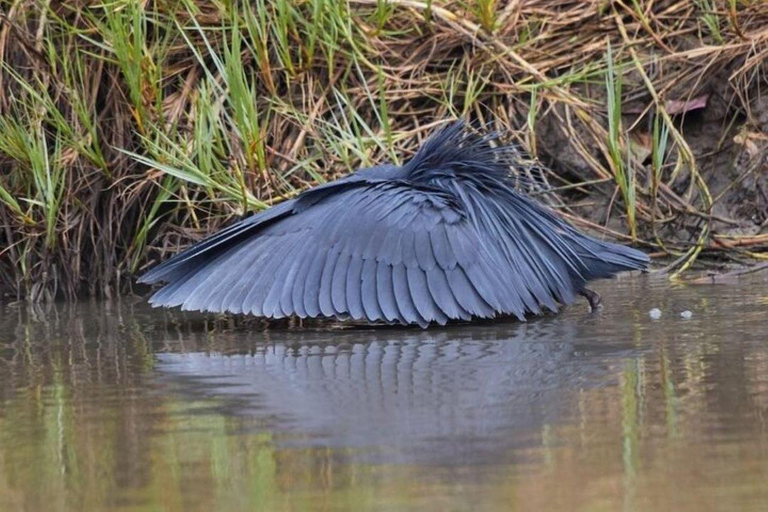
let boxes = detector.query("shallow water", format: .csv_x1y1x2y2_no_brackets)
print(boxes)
1,275,767,511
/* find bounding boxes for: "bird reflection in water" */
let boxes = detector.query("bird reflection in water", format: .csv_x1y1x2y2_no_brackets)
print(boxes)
158,315,636,465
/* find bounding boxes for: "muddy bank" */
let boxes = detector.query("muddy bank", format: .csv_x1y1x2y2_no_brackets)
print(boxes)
1,1,767,301
536,62,768,261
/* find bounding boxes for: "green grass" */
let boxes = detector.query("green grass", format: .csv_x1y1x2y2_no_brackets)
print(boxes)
0,0,765,300
469,0,499,32
605,44,637,240
696,0,725,43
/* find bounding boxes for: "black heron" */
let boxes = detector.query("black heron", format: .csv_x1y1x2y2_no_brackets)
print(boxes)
139,121,649,327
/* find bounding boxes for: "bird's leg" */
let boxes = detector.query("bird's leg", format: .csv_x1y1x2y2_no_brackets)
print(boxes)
579,287,602,312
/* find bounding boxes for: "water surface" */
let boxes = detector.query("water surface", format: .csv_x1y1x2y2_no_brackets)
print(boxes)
1,275,767,511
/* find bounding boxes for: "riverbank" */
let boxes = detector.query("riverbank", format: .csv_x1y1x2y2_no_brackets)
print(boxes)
1,0,766,301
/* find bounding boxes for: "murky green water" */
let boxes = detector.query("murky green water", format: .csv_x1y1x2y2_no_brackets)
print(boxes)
1,275,767,511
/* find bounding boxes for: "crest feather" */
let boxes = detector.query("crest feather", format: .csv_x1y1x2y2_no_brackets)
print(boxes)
402,120,520,183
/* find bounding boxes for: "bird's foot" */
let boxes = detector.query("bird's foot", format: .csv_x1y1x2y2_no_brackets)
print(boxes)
580,288,603,312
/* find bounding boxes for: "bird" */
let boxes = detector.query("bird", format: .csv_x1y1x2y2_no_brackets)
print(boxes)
139,120,649,327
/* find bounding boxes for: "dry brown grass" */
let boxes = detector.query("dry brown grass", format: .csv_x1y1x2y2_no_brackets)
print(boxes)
0,0,766,301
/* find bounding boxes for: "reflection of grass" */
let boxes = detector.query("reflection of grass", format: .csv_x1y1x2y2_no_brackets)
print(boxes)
0,384,435,511
660,346,680,439
621,360,640,511
0,304,432,510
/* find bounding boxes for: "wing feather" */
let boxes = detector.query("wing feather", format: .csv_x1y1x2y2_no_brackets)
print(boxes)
318,244,342,317
261,232,308,318
139,200,295,285
426,265,469,320
361,258,384,322
345,254,365,320
392,263,427,327
406,266,448,324
331,250,351,314
302,249,328,318
207,237,273,313
220,242,274,314
277,238,311,316
376,262,401,323
445,266,494,318
239,234,300,316
429,227,456,269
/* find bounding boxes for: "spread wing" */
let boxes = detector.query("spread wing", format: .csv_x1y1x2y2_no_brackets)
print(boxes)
140,181,527,327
